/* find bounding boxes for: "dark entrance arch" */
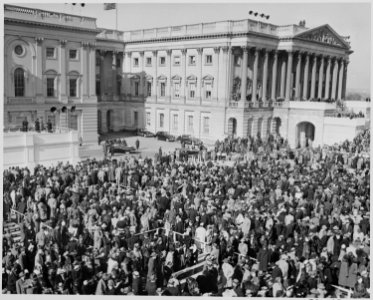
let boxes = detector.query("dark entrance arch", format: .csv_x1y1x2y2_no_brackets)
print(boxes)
228,117,237,136
273,117,281,135
296,121,315,148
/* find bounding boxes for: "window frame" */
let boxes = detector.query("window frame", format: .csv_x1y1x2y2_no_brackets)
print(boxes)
203,116,210,134
46,47,57,59
160,82,166,97
133,57,139,67
205,54,213,65
146,112,151,126
146,57,152,67
159,113,165,128
173,55,181,66
188,55,196,66
159,56,166,66
69,49,78,60
172,114,178,131
46,77,55,98
69,78,78,98
14,68,25,97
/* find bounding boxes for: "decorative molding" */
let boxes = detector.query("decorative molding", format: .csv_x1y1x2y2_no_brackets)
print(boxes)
139,51,144,57
81,41,89,48
222,46,230,53
213,47,220,54
59,39,67,47
197,48,203,55
152,50,157,56
35,37,44,44
166,49,172,56
181,49,187,55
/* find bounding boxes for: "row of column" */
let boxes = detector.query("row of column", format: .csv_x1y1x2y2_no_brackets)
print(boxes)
236,47,348,102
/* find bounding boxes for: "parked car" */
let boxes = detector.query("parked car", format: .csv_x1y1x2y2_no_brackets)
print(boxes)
136,129,155,137
177,134,203,146
109,141,136,155
155,131,176,142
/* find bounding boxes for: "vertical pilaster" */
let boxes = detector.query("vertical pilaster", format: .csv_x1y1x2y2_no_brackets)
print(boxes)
251,48,259,103
317,55,324,99
342,60,349,100
35,37,44,101
271,50,278,100
197,48,203,102
112,51,118,99
295,52,301,100
337,59,345,100
99,50,106,98
285,51,293,101
139,51,145,98
310,55,317,100
181,49,187,102
227,47,234,101
261,49,269,102
324,56,331,99
331,57,338,100
213,47,220,101
152,51,158,102
88,43,96,98
302,53,310,100
240,46,249,101
59,39,67,102
81,42,89,100
167,49,172,101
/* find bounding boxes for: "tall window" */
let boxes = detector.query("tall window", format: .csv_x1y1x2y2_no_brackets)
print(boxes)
134,111,138,127
134,82,139,96
159,57,166,66
14,68,25,97
188,115,193,133
205,83,212,99
69,78,77,97
189,82,196,99
133,58,139,67
69,114,78,130
146,112,151,126
47,78,55,97
69,49,78,60
46,47,56,59
205,55,213,65
96,78,101,96
159,113,164,128
189,55,196,65
173,56,181,66
116,57,121,68
173,114,178,131
147,82,152,97
174,82,180,98
146,57,152,66
203,116,210,134
160,82,166,97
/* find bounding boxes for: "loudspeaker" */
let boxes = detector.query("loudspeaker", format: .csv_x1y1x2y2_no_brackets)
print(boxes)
50,107,57,113
71,106,76,113
61,106,67,113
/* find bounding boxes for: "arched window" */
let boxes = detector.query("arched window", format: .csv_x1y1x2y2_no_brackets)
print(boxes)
14,68,25,97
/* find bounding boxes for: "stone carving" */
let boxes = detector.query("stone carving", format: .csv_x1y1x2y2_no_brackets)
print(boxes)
299,28,345,47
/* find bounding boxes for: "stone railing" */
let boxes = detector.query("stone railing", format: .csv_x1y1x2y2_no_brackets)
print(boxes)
6,97,35,104
123,18,281,41
5,4,97,30
97,29,124,40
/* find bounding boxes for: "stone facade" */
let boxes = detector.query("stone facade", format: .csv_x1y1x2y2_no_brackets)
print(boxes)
6,5,366,148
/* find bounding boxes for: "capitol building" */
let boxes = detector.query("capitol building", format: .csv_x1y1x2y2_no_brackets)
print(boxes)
4,4,370,155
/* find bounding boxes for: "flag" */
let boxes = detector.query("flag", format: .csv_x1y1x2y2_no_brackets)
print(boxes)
104,3,116,10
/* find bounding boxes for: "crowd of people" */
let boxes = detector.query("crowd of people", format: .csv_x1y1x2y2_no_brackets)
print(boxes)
2,129,370,297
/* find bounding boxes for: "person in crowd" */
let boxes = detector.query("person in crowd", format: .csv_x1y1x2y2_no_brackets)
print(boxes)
2,129,370,296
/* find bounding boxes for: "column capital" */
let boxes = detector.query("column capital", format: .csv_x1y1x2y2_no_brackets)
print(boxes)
166,49,172,56
139,51,144,57
59,39,67,47
35,37,44,44
152,50,158,56
81,41,89,48
125,51,132,57
197,48,203,55
88,42,96,50
222,46,230,53
181,49,187,55
241,45,250,53
213,47,220,54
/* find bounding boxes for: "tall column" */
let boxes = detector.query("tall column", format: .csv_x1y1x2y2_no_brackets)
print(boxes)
99,50,106,99
213,47,220,101
271,50,278,100
251,48,259,103
280,54,286,98
139,51,145,98
35,37,44,102
324,56,331,99
81,42,89,100
112,51,118,99
261,49,269,102
285,51,293,101
295,52,301,100
240,46,249,101
220,46,230,102
152,51,158,102
197,48,203,102
337,59,345,100
342,60,349,100
88,43,96,98
181,49,187,102
310,55,317,100
317,55,324,99
228,47,234,101
167,49,172,101
59,39,67,102
302,53,310,100
331,57,338,100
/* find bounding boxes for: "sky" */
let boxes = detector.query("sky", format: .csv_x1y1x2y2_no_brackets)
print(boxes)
12,1,372,93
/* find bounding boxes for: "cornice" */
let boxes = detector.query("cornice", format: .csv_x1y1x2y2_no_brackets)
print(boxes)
5,18,101,34
124,31,279,45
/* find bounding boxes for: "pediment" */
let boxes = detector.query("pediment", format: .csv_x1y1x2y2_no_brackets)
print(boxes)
186,75,197,81
202,74,214,81
294,24,350,49
171,75,182,81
